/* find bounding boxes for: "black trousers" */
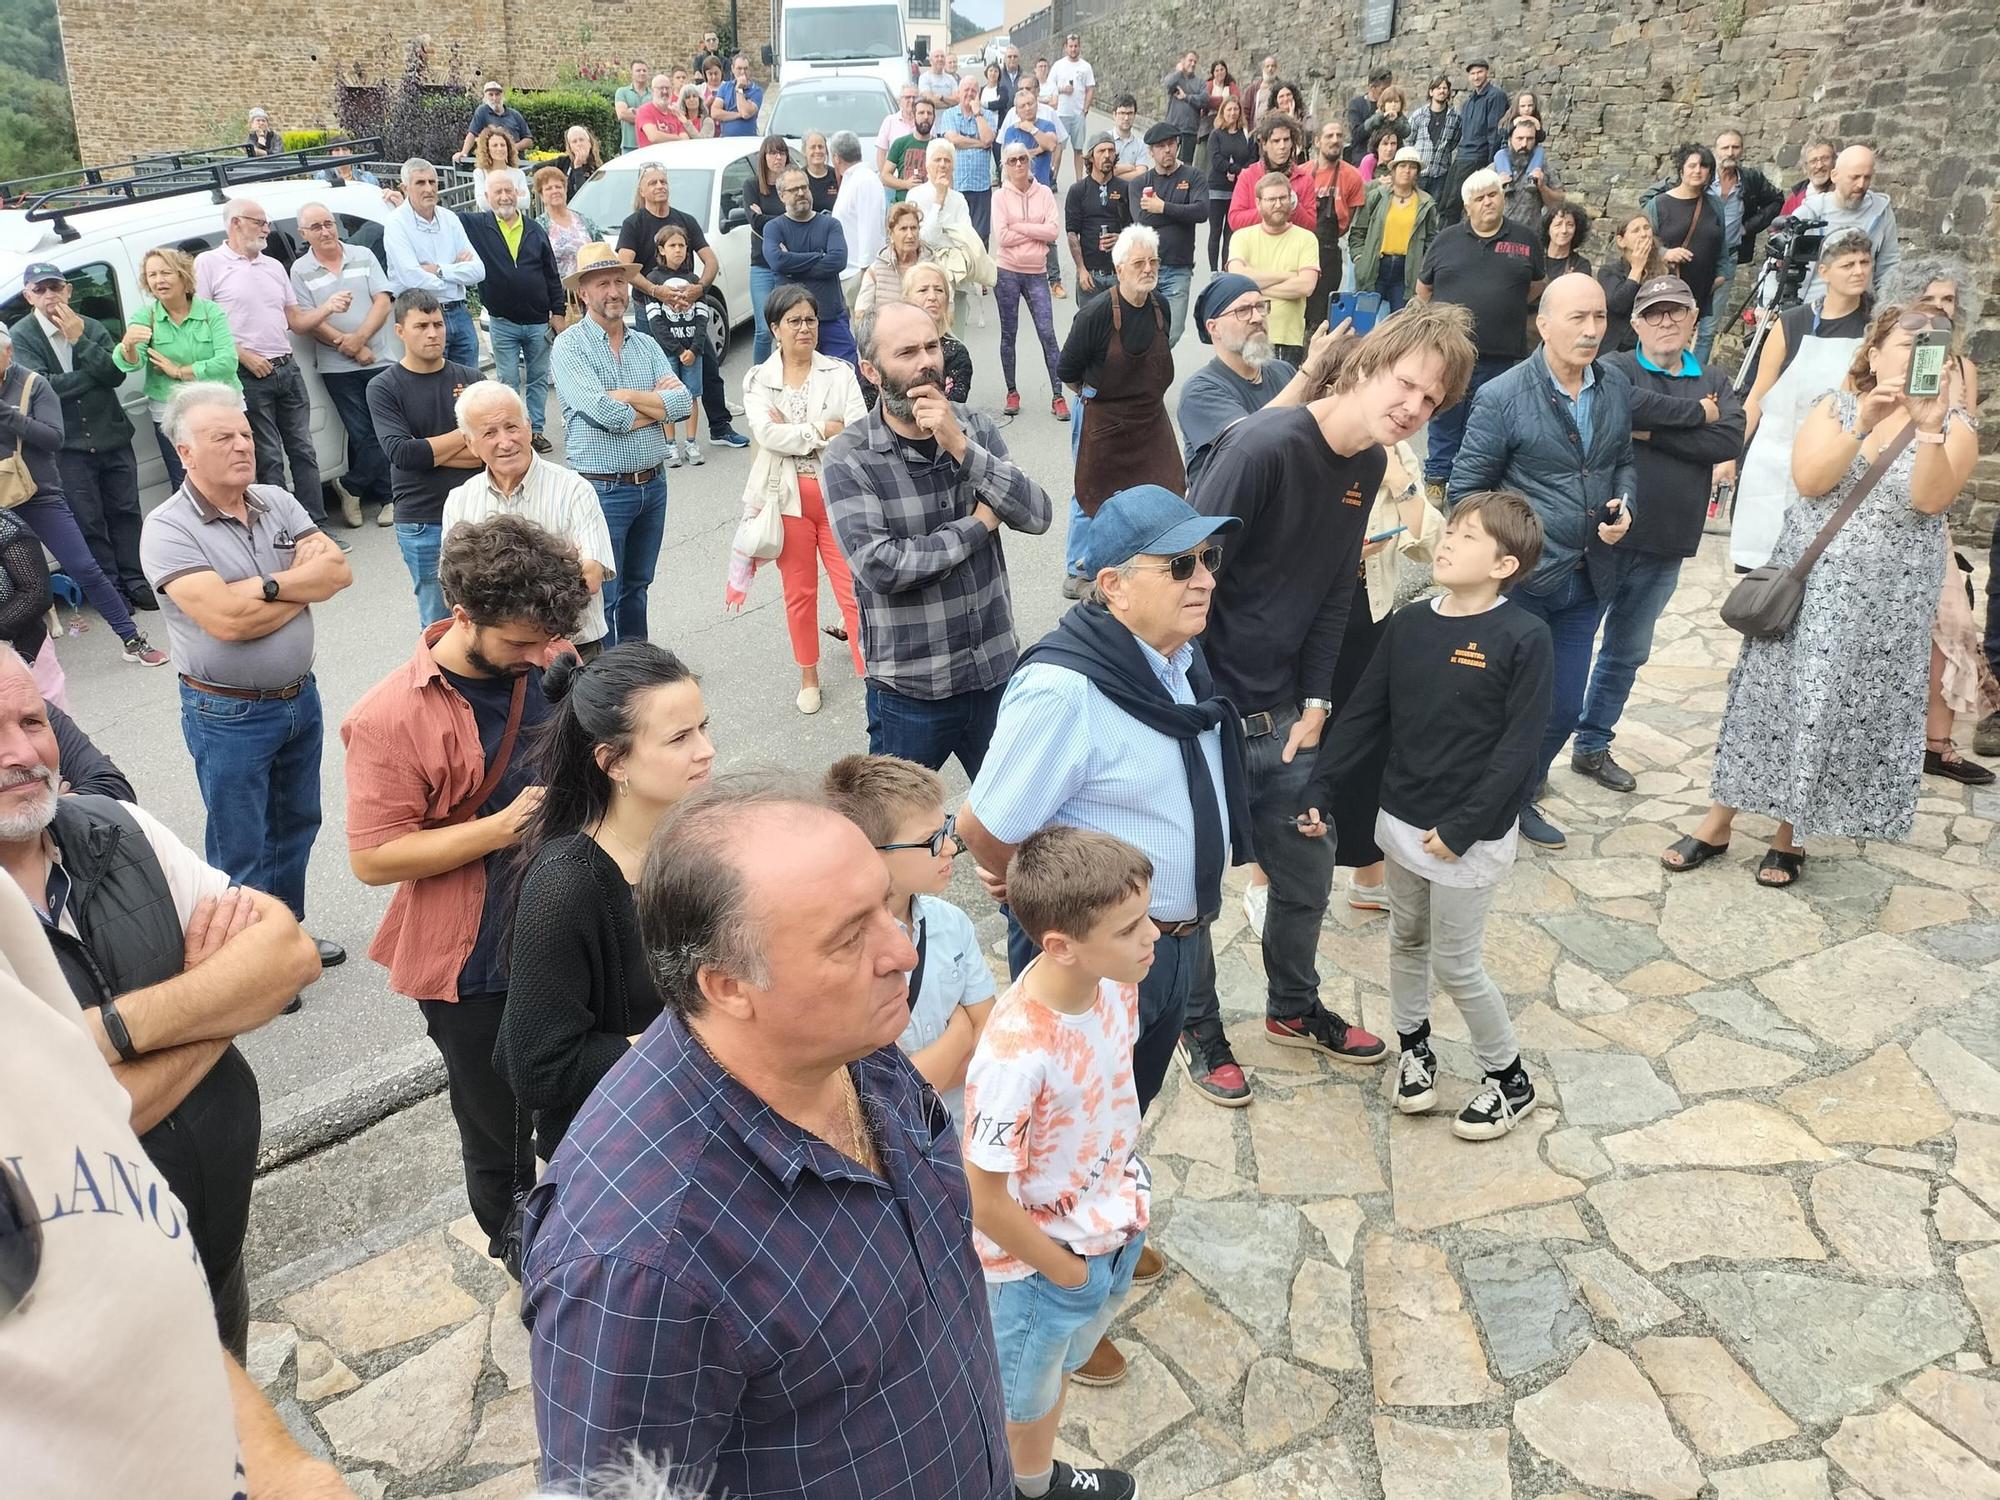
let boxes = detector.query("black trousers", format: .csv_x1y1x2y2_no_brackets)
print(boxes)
420,994,534,1262
57,446,146,597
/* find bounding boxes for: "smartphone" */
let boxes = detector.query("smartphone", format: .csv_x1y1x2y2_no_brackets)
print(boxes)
1598,496,1627,528
1366,524,1407,544
1908,329,1950,398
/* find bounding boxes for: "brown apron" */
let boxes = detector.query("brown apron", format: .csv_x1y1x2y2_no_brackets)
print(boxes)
1072,294,1186,514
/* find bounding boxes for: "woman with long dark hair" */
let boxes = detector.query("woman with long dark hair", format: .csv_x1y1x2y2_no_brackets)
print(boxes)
747,134,796,363
495,643,715,1151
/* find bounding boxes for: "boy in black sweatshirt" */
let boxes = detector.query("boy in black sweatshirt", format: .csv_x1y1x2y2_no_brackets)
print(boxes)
1299,490,1553,1140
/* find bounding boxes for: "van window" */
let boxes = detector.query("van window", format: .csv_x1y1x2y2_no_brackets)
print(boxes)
264,219,307,271
0,260,127,340
785,4,904,61
719,157,757,225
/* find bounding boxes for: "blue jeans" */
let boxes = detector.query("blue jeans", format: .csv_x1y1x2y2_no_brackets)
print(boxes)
1157,264,1192,346
1511,565,1609,784
16,492,137,641
395,520,446,626
1574,551,1684,757
593,474,668,645
1375,254,1409,313
320,367,391,504
178,675,323,920
817,313,859,368
153,423,187,490
1063,386,1094,577
486,316,552,435
864,679,1004,780
750,264,777,363
987,1232,1145,1423
442,301,479,368
1426,354,1515,484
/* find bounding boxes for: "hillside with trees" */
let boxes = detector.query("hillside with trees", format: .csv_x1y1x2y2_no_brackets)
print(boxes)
0,0,81,181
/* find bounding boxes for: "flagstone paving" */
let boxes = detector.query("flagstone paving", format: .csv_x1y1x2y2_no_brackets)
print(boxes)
248,548,2000,1495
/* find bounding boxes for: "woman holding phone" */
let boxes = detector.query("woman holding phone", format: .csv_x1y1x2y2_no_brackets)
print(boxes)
112,247,240,488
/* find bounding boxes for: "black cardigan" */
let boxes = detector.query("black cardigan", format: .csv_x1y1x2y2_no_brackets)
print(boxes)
496,832,663,1151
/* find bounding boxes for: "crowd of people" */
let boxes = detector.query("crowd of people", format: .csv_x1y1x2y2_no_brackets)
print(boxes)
1,33,1993,1500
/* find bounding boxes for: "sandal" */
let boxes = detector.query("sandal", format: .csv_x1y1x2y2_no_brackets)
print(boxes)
1661,834,1729,873
1756,847,1806,888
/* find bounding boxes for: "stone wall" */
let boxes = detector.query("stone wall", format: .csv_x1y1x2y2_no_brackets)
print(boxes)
53,2,772,161
1016,0,2000,527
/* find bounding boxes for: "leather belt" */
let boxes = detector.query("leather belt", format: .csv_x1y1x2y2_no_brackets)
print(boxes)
1153,917,1206,939
581,467,661,486
1242,710,1277,738
180,673,306,701
242,354,293,373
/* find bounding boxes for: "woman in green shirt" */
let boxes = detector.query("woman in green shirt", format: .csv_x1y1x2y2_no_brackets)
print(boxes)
112,246,239,487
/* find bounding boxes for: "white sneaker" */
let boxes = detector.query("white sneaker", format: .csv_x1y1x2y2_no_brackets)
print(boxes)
683,438,704,466
663,443,682,469
797,684,822,714
1242,882,1268,937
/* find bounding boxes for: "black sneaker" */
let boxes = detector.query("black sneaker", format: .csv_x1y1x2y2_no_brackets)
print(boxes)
1396,1041,1437,1114
1022,1460,1135,1499
1061,574,1089,600
1454,1071,1539,1141
1571,748,1637,792
1266,1005,1387,1063
1178,1028,1251,1107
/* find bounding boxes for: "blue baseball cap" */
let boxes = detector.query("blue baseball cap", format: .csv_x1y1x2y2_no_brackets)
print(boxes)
1079,485,1240,578
21,263,65,290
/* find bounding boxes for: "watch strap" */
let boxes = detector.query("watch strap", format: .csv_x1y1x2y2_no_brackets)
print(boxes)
1303,698,1334,711
99,998,140,1062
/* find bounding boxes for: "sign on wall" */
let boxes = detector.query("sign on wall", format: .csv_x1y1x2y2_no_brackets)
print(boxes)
1363,0,1396,45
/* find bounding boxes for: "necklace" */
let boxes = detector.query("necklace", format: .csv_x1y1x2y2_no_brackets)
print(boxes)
686,1023,880,1174
591,817,651,874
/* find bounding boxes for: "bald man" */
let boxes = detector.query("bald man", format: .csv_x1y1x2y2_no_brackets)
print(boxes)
1449,272,1636,853
1801,145,1899,295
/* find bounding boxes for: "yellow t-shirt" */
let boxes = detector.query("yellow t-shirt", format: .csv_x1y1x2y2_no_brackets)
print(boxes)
1380,193,1419,256
1228,224,1321,347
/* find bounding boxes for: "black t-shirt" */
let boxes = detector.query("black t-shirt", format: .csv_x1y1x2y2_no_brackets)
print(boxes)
439,663,552,1000
1056,287,1158,389
1651,193,1724,315
1419,220,1545,360
808,167,838,213
1774,301,1870,379
618,208,711,301
365,359,486,525
746,183,786,269
1065,175,1132,280
1131,162,1206,268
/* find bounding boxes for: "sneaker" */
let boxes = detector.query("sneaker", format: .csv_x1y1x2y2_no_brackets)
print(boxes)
530,433,553,454
377,503,395,527
1178,1029,1252,1107
1265,1005,1387,1064
1518,803,1567,850
1424,477,1447,507
1977,713,2000,759
1003,390,1021,416
663,443,682,469
1241,881,1268,937
1061,573,1088,600
1348,876,1388,912
1023,1458,1135,1499
1051,395,1071,421
682,438,704,466
1570,748,1637,792
711,427,750,449
121,634,168,667
125,580,159,612
1396,1041,1438,1114
1454,1072,1539,1141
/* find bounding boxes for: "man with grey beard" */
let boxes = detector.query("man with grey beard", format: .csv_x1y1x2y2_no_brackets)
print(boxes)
1177,273,1341,487
0,645,319,1359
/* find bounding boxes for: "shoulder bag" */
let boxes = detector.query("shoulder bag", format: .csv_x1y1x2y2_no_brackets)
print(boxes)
1720,424,1914,639
0,372,41,510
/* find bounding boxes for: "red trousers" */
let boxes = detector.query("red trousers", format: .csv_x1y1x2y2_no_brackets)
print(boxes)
778,477,864,674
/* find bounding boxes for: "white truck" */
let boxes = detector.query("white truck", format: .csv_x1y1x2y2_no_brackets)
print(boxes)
765,0,913,99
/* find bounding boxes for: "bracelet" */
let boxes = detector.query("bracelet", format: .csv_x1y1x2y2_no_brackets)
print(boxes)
99,998,140,1062
1915,428,1946,445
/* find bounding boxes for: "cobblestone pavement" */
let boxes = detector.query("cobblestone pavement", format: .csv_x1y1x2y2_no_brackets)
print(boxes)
247,540,2000,1498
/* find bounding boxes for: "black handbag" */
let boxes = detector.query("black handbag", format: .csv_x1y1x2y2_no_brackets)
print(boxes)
1720,424,1913,639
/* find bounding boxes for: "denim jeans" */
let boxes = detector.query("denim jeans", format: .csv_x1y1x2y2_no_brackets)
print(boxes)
241,358,323,520
441,301,480,368
486,316,552,435
750,264,778,363
817,313,859,368
1156,264,1192,346
154,423,187,490
395,520,446,627
1574,550,1685,757
319,367,391,505
1063,386,1094,577
57,445,146,595
1425,354,1514,484
178,675,323,920
1181,703,1338,1030
593,474,668,645
864,679,1004,780
16,492,137,641
1375,254,1409,313
1510,565,1609,782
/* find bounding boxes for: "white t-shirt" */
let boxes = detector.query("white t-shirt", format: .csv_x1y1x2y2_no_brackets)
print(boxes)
0,873,247,1500
893,894,996,1131
1046,57,1095,117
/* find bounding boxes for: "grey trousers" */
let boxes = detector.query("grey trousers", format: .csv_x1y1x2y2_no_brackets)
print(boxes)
1383,853,1520,1074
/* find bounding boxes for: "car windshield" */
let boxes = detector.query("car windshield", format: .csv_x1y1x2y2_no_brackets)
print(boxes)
571,166,714,234
767,86,894,141
785,6,904,61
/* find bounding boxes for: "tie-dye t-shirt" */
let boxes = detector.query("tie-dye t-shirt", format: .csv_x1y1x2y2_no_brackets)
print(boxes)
962,965,1150,1280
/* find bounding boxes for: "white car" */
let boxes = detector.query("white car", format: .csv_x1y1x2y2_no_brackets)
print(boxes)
568,137,768,362
760,75,896,146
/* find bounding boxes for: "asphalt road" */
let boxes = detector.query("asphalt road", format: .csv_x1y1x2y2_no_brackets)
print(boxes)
62,216,1251,1141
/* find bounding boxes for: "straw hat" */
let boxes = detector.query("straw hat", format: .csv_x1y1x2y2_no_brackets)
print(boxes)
562,241,648,293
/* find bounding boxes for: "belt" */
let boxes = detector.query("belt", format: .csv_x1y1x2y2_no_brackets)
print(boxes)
1242,710,1280,737
1379,252,1406,262
242,353,293,373
1153,917,1207,939
581,467,661,486
180,673,306,701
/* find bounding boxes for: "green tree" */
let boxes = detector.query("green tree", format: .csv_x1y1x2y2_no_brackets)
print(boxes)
0,0,78,183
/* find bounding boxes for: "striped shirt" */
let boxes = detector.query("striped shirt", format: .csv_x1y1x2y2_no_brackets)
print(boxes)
548,318,674,476
967,634,1228,922
443,457,618,643
521,1012,1013,1499
821,406,1052,700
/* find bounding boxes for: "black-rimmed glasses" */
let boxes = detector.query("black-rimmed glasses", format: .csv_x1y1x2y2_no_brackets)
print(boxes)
0,1159,41,1322
876,812,961,857
1128,545,1223,581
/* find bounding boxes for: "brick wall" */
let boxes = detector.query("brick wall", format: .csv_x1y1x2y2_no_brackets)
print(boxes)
1014,0,2000,528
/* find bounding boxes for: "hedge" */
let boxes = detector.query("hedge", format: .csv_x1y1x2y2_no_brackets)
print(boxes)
513,90,617,162
282,129,334,152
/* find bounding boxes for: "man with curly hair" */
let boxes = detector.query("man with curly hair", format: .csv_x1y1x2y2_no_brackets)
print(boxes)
341,514,587,1264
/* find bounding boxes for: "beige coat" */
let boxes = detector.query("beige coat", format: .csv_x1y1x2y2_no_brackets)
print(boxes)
1362,439,1441,620
740,350,868,521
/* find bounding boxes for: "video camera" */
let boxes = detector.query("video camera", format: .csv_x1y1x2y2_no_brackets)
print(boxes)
1754,213,1827,313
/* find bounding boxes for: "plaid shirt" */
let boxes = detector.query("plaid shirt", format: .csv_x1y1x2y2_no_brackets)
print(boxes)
549,317,675,476
822,406,1052,700
521,1013,1012,1499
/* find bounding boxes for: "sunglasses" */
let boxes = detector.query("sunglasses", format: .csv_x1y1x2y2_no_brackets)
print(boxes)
1129,545,1224,581
1894,311,1952,332
876,812,961,857
0,1159,41,1322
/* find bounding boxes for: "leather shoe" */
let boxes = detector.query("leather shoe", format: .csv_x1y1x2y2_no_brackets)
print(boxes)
313,937,347,968
125,580,160,611
1570,749,1637,792
1978,713,2000,759
1069,1336,1127,1387
1132,1243,1166,1285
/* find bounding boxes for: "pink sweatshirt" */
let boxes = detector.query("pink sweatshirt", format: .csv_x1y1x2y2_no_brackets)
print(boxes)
992,180,1059,274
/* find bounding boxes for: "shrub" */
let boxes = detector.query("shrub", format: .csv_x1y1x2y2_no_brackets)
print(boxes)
513,90,617,162
282,129,333,152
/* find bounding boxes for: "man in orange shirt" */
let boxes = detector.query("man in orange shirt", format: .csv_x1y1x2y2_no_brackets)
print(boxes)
1309,118,1367,333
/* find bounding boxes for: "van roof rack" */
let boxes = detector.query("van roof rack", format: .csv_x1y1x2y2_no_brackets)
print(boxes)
0,138,386,243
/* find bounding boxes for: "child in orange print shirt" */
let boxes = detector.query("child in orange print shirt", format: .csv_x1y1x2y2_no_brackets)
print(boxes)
963,827,1155,1500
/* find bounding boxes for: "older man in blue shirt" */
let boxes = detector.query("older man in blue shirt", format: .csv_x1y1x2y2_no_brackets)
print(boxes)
383,158,486,366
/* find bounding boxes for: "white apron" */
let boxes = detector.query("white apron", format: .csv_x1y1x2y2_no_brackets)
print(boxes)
1729,328,1863,570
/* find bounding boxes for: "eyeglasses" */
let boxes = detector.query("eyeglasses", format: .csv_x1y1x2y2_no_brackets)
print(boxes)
1637,304,1691,322
876,812,960,857
1128,545,1223,581
0,1159,41,1323
1219,299,1271,320
237,216,270,228
779,314,819,329
26,280,66,294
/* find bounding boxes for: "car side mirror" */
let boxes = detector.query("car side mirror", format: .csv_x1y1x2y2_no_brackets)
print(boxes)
762,45,774,67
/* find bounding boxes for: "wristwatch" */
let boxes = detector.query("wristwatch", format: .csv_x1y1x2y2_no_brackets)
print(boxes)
1303,698,1334,713
261,574,281,602
99,997,140,1062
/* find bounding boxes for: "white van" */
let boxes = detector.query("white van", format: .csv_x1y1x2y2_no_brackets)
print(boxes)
766,0,913,99
0,167,409,513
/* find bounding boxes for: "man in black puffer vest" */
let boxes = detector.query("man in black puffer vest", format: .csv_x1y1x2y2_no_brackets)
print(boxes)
0,649,318,1356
